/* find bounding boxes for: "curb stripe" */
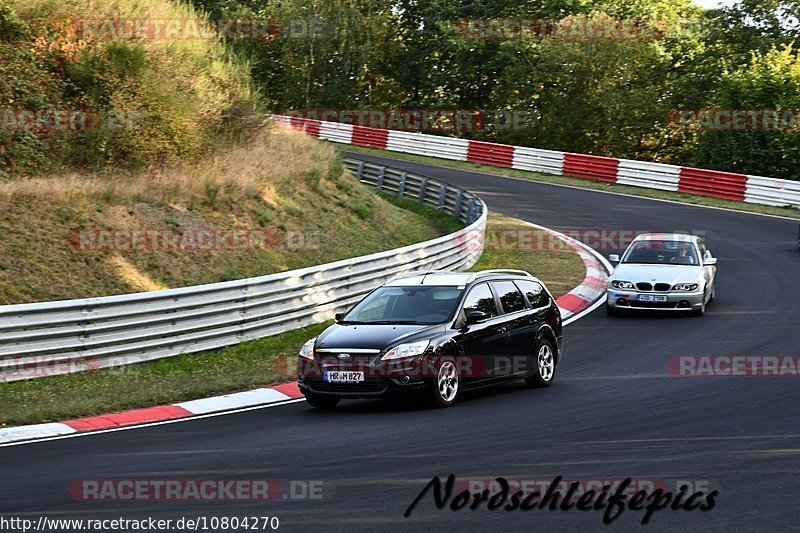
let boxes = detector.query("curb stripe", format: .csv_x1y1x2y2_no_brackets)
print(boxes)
0,423,76,444
63,405,193,431
271,382,303,398
1,382,302,444
175,388,293,415
557,294,591,313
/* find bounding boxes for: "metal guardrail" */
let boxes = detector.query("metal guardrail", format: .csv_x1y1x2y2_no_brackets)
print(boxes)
276,114,800,208
0,159,486,382
744,175,800,207
384,130,470,162
511,146,564,175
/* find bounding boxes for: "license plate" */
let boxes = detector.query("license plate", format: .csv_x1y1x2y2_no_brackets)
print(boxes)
638,294,667,302
324,371,364,383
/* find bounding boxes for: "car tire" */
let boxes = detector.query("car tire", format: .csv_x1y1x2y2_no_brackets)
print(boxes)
606,303,621,317
305,394,340,409
428,357,460,408
524,339,556,388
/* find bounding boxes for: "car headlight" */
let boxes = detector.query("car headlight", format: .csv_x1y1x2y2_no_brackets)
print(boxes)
381,340,430,361
611,280,634,289
299,337,317,359
673,283,699,291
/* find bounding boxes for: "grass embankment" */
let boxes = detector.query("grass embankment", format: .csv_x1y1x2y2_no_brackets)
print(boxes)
338,144,800,220
1,0,258,176
2,0,461,304
0,210,584,426
0,129,458,304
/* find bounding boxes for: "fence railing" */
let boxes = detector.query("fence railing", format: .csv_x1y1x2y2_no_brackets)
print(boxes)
275,114,800,209
0,159,486,382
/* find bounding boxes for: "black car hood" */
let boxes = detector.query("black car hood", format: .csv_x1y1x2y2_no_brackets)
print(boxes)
316,323,445,352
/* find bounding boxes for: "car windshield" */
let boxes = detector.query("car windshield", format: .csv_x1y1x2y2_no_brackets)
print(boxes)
621,240,699,265
340,285,463,325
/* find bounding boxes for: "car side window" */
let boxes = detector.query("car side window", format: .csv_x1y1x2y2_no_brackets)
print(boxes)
515,280,548,308
462,283,498,318
493,281,526,314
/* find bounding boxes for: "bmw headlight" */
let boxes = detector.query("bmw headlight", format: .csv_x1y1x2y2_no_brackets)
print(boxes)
299,337,317,359
673,283,699,291
611,280,634,289
381,340,430,361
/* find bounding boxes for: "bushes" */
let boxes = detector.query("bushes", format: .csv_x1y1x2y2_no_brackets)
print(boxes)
0,0,263,177
0,3,25,42
688,46,800,179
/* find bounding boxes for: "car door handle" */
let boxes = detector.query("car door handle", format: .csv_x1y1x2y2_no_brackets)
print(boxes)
498,326,508,333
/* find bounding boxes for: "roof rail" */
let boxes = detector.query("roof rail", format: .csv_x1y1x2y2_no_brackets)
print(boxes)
386,270,457,283
386,269,533,285
466,269,533,283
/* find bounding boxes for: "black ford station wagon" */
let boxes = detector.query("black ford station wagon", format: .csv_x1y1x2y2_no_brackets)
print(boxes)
297,270,563,408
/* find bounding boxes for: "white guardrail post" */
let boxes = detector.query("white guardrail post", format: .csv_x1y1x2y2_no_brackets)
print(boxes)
0,158,487,382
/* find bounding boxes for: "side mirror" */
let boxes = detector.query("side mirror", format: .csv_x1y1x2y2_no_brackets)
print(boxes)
466,310,487,324
609,254,620,263
704,257,717,265
334,312,344,323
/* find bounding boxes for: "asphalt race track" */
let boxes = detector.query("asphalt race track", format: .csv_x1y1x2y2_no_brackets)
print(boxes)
2,152,799,532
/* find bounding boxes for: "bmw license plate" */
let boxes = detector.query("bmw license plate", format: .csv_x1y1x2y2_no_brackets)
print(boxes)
324,371,364,383
638,294,667,302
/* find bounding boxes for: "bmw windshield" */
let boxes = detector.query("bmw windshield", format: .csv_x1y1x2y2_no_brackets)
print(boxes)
621,240,699,265
340,286,463,325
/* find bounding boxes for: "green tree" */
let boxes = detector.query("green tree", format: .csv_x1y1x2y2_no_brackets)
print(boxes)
690,45,800,179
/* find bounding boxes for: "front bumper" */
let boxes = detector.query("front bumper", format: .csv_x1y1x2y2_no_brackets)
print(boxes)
297,355,432,399
298,376,429,399
606,289,704,311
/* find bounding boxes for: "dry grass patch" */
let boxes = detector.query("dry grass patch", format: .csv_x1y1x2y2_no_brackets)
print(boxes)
0,130,456,304
469,213,586,298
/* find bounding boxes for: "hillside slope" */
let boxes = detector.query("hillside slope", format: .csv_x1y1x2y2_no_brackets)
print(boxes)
0,0,461,304
0,128,460,304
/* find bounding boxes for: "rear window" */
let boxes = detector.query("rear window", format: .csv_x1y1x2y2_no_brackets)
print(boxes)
493,281,526,313
515,280,548,308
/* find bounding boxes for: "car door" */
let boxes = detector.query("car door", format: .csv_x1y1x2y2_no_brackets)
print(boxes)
453,282,508,384
490,280,535,380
